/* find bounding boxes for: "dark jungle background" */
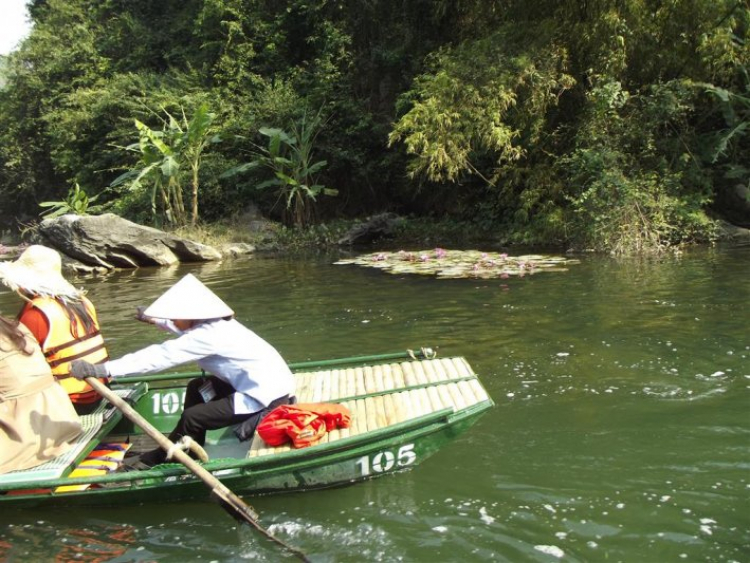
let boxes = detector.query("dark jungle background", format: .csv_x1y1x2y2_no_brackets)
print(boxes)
0,0,748,253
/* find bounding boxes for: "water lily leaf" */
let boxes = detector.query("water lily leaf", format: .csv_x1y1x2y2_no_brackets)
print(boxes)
335,249,579,279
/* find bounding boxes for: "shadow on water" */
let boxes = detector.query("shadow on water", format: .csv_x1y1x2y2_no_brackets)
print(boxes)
1,245,749,561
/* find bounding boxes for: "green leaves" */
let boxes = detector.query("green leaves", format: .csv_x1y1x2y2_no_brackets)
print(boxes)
389,29,574,184
224,110,336,227
39,183,103,218
704,82,750,164
2,0,748,252
112,104,219,226
135,119,171,156
563,79,718,253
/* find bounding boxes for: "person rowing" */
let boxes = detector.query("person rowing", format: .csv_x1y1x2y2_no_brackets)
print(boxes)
70,273,295,468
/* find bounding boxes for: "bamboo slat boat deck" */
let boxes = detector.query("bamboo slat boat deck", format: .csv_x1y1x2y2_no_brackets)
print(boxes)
248,356,490,458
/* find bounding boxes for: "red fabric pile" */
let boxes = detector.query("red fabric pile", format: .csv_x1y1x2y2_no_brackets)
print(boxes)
257,403,352,448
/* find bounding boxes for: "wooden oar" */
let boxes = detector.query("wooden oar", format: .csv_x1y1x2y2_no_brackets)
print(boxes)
84,377,310,562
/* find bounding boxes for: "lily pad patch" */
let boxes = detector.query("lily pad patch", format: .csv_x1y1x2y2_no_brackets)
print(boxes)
335,249,580,279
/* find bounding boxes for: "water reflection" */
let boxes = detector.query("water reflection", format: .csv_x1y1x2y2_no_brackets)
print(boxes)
0,518,139,562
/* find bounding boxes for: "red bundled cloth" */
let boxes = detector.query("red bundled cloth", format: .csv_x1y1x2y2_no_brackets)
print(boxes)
257,403,352,448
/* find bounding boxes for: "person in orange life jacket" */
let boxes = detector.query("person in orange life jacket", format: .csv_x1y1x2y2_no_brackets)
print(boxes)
0,245,110,415
0,312,83,474
70,273,295,468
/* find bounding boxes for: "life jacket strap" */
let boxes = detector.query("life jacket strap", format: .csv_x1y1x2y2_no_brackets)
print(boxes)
43,329,102,357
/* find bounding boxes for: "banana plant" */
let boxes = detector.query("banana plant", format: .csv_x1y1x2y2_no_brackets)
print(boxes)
111,104,219,226
223,110,337,227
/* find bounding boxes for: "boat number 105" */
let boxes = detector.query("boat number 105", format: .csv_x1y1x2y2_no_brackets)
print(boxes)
151,391,186,415
355,444,417,476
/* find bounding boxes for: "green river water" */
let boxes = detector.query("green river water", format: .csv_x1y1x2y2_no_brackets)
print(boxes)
0,245,748,562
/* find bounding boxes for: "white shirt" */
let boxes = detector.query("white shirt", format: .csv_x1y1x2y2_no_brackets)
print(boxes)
106,318,294,414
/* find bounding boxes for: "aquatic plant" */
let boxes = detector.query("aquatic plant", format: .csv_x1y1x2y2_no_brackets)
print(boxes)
335,249,579,279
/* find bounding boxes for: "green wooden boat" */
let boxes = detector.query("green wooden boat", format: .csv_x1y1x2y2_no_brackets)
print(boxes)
0,348,493,508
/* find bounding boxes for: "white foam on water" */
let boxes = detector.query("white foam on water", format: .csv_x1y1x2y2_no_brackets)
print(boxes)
534,545,564,558
478,507,495,525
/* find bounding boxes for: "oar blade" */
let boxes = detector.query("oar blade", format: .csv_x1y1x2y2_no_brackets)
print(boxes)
211,487,259,523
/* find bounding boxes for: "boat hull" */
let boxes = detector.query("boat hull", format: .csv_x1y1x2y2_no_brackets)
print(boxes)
1,352,493,508
1,404,488,509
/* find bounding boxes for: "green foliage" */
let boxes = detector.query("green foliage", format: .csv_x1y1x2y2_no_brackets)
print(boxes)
0,0,748,253
389,29,575,184
111,104,220,226
223,111,337,228
39,183,104,218
702,71,750,185
563,80,717,253
388,0,746,251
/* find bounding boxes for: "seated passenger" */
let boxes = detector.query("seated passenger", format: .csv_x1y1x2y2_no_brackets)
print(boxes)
0,314,83,475
0,245,110,414
71,273,295,468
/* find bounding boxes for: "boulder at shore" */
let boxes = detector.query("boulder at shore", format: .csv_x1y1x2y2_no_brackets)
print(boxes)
337,212,404,245
36,214,223,270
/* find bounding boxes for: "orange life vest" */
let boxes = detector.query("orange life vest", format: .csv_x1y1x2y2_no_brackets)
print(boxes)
23,296,110,405
257,403,352,448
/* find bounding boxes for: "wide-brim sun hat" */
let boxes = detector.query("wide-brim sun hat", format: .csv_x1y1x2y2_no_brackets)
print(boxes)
0,245,83,300
144,273,234,320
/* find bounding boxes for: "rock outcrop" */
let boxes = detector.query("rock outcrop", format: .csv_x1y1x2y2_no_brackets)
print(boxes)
337,213,404,245
36,214,223,270
714,184,750,228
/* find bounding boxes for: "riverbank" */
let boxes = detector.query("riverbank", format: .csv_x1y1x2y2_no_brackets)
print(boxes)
2,213,748,264
171,215,541,253
172,215,750,255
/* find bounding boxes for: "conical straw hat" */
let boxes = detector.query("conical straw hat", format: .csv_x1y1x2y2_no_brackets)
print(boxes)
0,245,83,300
144,273,234,320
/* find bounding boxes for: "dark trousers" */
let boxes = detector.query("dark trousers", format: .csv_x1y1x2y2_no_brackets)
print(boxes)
168,376,248,446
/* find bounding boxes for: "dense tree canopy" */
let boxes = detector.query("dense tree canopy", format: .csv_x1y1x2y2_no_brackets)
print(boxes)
0,0,747,251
